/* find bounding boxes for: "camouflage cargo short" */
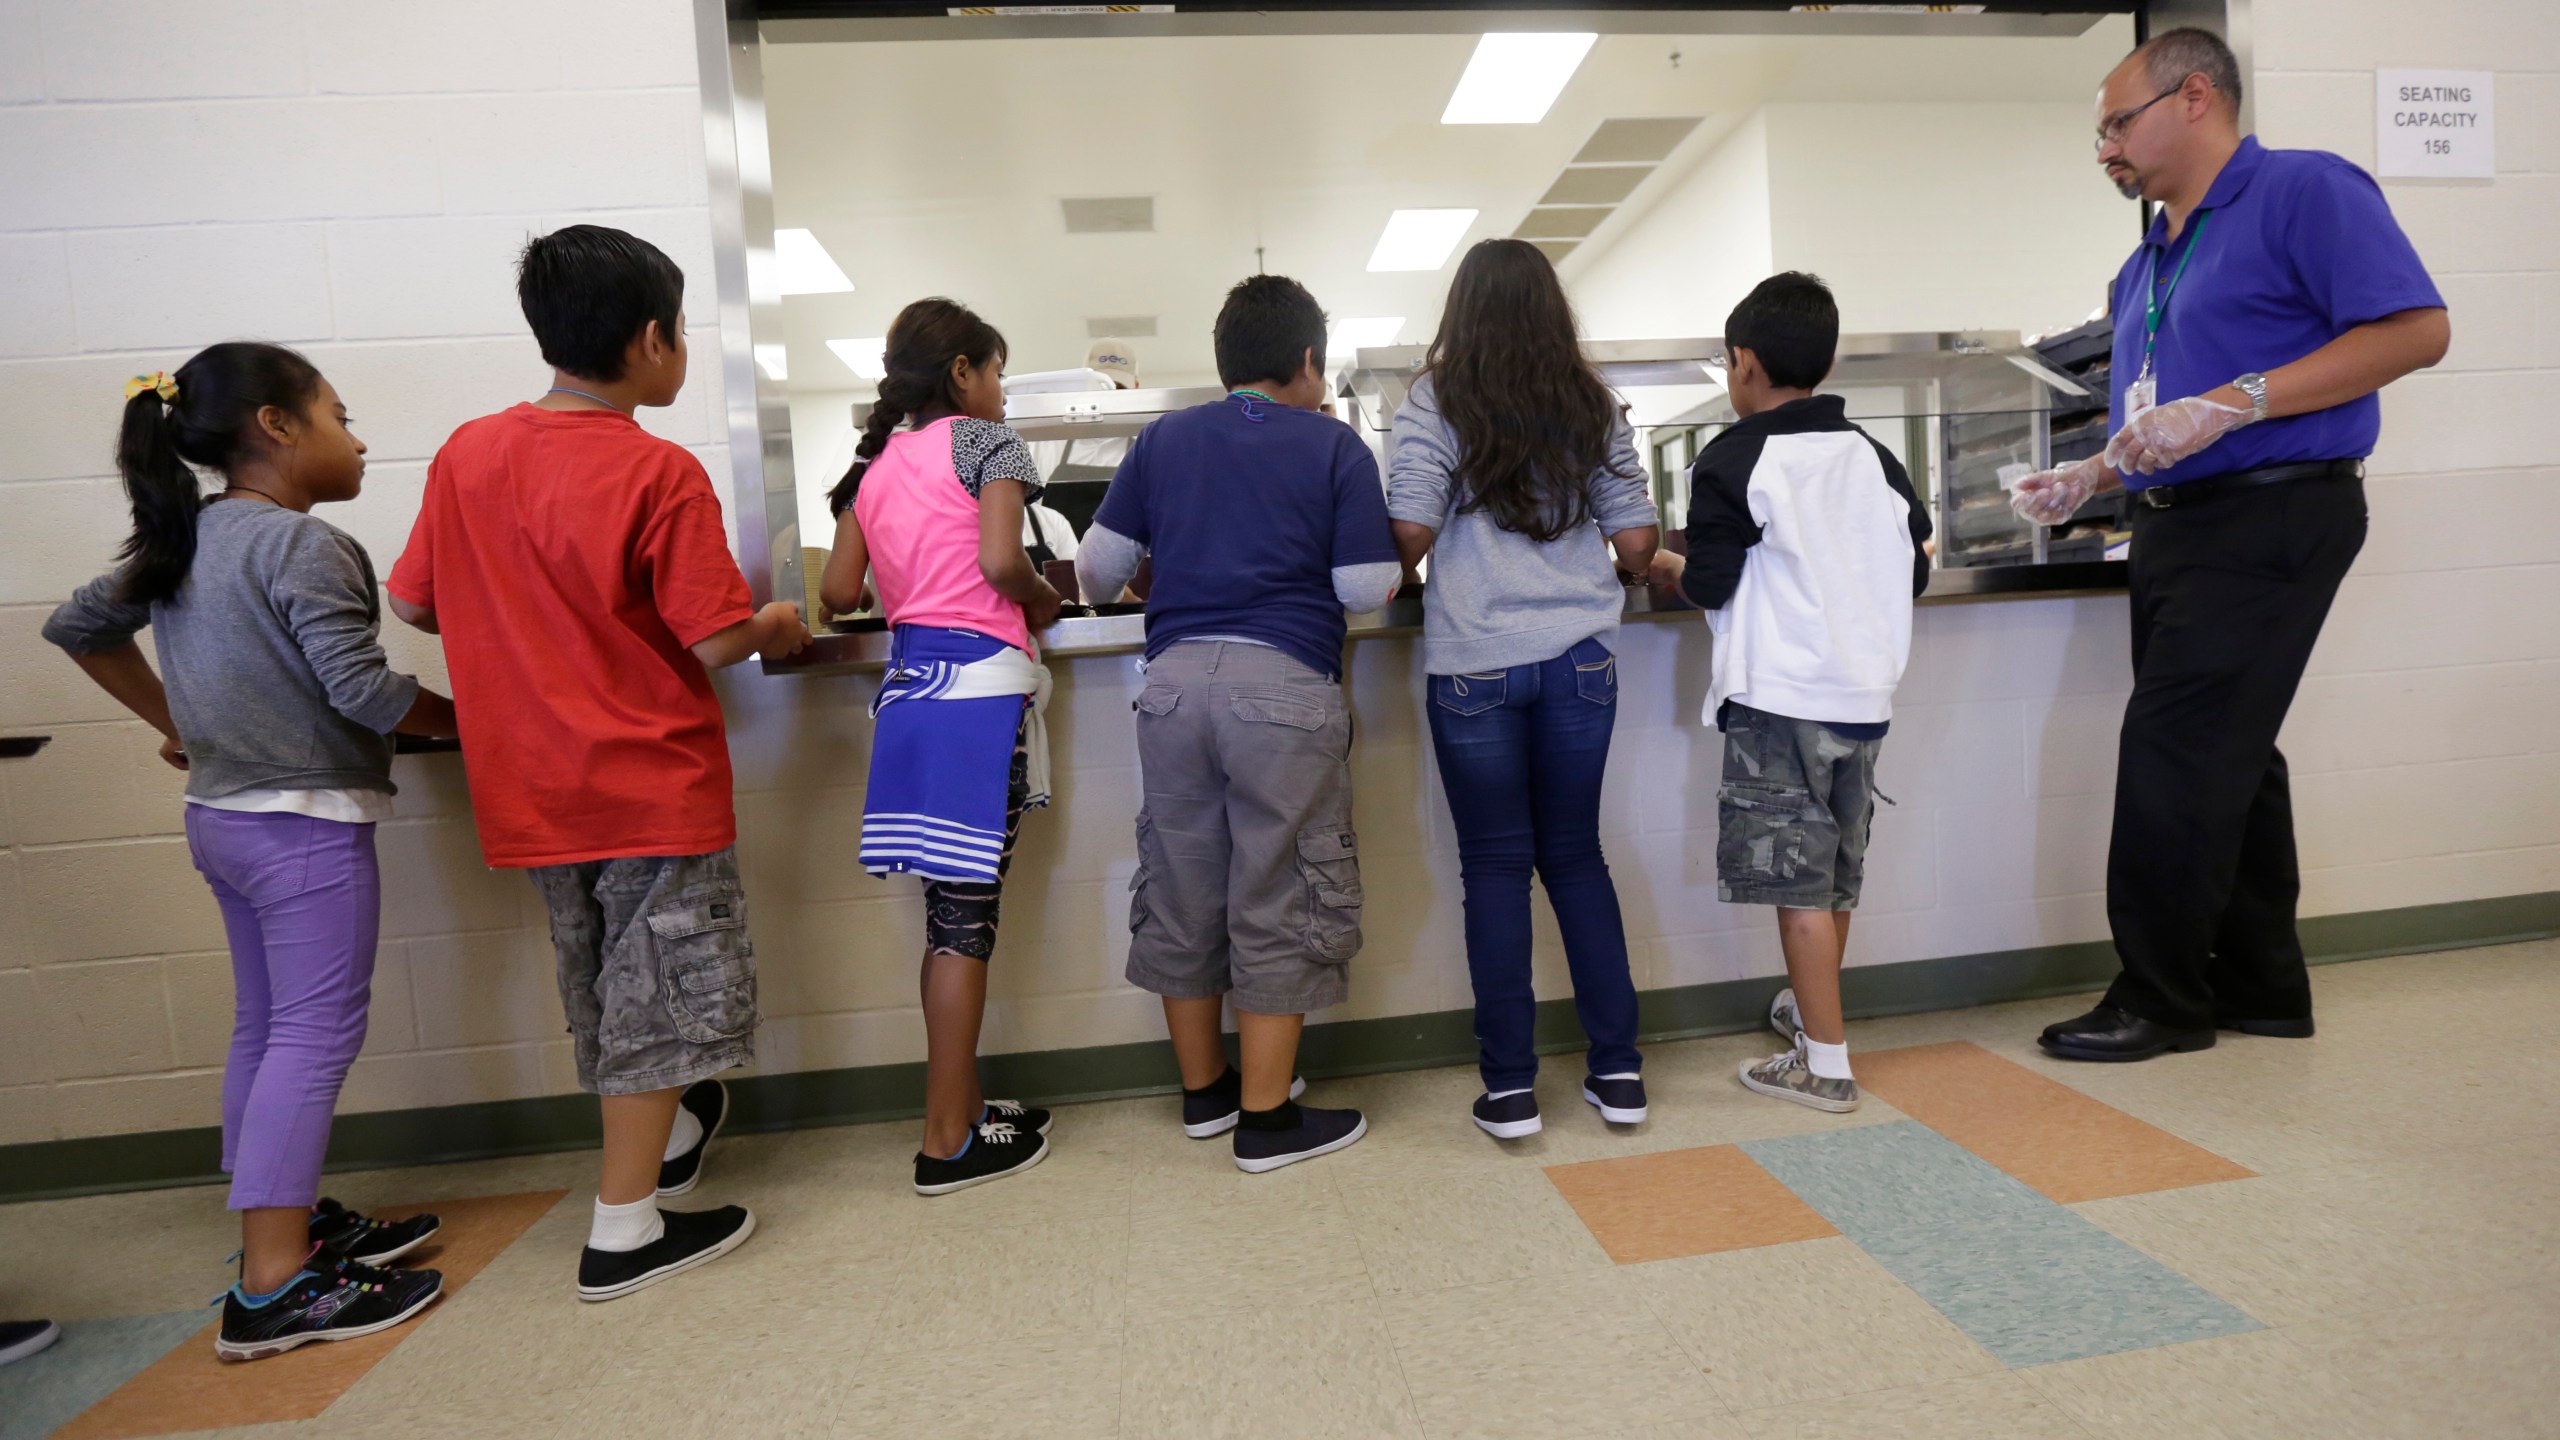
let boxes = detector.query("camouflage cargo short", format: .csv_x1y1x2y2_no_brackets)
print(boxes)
1716,702,1885,911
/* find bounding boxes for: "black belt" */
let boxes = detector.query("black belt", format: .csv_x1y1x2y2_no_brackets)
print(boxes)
2134,458,2364,509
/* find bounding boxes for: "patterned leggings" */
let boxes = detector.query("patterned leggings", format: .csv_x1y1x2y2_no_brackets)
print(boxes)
920,718,1031,961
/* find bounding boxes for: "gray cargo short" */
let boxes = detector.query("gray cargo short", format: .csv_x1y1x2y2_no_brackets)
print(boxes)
1126,640,1362,1014
530,846,758,1096
1717,702,1885,912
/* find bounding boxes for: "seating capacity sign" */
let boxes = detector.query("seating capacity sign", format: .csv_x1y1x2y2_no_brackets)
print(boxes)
2376,70,2495,179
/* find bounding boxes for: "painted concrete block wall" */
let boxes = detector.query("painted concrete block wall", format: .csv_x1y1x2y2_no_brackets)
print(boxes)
1,1,2555,1150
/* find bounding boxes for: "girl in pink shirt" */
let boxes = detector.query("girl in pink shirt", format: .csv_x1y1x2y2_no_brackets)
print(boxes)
820,298,1064,1196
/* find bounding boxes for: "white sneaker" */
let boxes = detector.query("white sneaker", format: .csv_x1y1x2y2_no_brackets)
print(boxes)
1737,1044,1861,1114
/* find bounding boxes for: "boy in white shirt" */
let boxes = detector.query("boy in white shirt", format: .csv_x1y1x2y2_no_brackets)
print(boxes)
1649,273,1932,1111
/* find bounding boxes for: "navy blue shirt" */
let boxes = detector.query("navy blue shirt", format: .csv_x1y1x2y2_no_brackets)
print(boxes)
2108,136,2443,491
1094,393,1397,678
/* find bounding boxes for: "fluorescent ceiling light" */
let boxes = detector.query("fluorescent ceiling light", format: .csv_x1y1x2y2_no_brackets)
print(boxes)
753,344,788,382
1441,33,1597,125
775,228,853,295
1366,210,1477,273
1329,316,1406,359
827,337,887,381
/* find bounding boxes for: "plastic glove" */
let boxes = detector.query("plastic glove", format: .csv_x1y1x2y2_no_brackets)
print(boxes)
2103,394,2253,476
2008,454,2109,527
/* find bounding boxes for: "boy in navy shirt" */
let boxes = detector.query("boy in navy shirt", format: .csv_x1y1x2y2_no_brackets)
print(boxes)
1079,275,1399,1172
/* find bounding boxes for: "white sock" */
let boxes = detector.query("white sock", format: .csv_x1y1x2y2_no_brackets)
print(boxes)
1486,1087,1533,1100
662,1105,704,1162
589,1194,665,1253
1595,1072,1641,1082
1804,1037,1853,1081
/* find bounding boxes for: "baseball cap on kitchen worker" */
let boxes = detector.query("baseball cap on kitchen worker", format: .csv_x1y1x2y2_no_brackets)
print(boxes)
1086,340,1139,389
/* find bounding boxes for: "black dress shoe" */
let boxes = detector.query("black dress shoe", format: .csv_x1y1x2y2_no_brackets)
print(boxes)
2218,1015,2316,1039
2038,1004,2215,1062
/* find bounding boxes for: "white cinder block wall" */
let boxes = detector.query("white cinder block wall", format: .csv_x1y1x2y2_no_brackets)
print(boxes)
2,1,2555,1152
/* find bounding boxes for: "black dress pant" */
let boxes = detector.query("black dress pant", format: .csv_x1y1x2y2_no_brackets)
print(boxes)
2102,474,2367,1030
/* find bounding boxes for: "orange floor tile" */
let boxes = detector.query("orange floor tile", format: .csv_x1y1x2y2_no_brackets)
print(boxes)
1545,1143,1838,1264
1855,1042,2253,1203
54,1190,568,1440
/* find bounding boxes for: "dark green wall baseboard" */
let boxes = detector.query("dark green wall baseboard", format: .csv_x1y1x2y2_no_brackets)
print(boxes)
6,890,2553,1205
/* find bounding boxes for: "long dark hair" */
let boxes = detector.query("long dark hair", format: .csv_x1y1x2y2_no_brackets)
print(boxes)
1422,239,1630,543
115,342,325,605
827,298,1008,516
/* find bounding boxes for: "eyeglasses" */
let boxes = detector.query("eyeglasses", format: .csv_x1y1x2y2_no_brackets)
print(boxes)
2093,82,2190,153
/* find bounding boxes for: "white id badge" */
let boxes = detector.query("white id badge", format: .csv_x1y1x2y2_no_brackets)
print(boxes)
2126,362,2158,421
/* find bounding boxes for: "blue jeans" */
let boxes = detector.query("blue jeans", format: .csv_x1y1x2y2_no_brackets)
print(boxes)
1426,636,1641,1092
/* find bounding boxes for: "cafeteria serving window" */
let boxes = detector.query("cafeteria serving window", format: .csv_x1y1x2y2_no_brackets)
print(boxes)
692,0,2238,666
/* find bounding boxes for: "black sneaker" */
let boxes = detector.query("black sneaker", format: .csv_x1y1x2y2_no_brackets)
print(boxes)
1181,1068,1308,1139
656,1078,731,1198
912,1119,1049,1196
308,1197,440,1266
576,1205,757,1303
215,1252,443,1362
982,1098,1052,1135
1472,1090,1542,1139
0,1319,61,1368
1582,1074,1649,1124
1232,1102,1367,1174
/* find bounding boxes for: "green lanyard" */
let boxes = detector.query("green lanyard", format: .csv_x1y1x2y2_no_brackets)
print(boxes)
2141,209,2214,368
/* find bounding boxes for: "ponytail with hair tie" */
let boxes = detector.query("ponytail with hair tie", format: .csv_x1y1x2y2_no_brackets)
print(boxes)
826,297,1009,517
113,343,323,605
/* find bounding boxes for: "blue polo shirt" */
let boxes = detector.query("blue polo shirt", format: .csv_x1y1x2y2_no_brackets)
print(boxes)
1094,392,1396,678
2107,136,2443,491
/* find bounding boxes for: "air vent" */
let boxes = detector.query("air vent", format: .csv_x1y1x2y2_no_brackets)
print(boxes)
1060,196,1155,234
1513,206,1613,240
1571,116,1704,165
1540,166,1652,206
1527,240,1580,265
1085,315,1158,338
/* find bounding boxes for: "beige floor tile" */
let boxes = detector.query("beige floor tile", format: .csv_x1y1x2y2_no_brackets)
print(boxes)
1122,1173,1376,1321
1121,1296,1426,1440
1631,1236,2001,1411
2073,1138,2560,1327
2280,1283,2560,1439
2019,1328,2386,1440
1337,1166,1613,1295
1379,1268,1731,1440
1725,1372,2096,1440
855,1214,1131,1356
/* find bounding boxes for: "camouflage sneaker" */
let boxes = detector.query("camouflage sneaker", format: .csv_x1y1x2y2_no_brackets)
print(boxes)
1769,987,1802,1041
1738,1046,1861,1113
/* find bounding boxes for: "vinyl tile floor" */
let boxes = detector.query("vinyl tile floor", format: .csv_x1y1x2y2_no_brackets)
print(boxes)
2,940,2556,1439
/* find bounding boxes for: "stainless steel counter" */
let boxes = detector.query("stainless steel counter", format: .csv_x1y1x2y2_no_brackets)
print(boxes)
768,561,2128,676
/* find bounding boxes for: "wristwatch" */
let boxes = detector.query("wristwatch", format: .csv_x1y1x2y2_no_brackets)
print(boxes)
2231,372,2270,423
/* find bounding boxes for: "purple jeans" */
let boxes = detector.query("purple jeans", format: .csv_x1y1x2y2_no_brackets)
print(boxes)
184,806,379,1211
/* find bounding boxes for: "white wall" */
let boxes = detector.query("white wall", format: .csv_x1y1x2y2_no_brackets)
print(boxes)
1,1,2554,1153
1570,111,1775,342
1569,101,2128,340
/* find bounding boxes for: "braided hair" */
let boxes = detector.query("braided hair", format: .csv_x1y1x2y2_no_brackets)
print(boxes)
826,298,1008,516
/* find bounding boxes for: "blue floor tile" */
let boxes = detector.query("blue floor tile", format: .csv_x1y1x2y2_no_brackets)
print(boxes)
1742,1120,2050,1236
1743,1122,2260,1367
0,1309,209,1440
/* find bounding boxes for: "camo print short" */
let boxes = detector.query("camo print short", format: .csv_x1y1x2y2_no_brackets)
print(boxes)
1716,702,1885,911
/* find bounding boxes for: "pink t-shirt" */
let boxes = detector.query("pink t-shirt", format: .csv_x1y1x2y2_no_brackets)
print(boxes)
852,415,1046,655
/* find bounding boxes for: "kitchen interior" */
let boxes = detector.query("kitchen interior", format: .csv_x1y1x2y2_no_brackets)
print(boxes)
744,5,2147,662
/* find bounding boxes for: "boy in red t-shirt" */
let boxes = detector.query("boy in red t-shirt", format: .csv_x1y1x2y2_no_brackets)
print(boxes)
388,226,810,1301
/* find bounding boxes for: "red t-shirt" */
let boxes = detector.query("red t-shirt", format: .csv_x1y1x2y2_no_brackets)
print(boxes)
389,404,753,868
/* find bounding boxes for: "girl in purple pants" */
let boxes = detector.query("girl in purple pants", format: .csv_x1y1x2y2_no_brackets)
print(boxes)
47,344,462,1362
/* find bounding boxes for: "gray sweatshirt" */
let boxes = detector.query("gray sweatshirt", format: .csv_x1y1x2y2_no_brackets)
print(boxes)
1386,375,1659,675
44,500,421,799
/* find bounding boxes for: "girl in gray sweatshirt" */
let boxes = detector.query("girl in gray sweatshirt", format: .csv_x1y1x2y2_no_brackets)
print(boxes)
45,343,458,1362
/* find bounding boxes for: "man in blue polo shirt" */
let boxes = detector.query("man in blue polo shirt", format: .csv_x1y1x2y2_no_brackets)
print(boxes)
1078,274,1401,1171
2013,27,2448,1063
